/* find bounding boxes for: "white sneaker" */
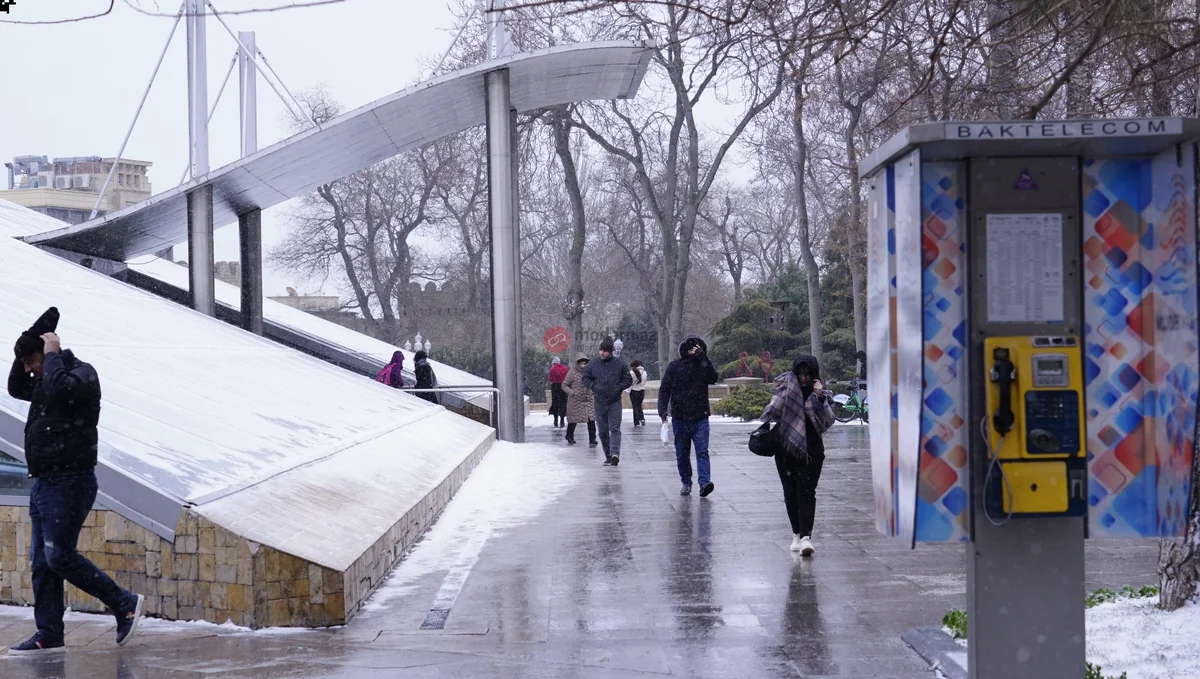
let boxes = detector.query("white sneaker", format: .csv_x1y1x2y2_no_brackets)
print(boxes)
798,536,815,557
790,534,803,552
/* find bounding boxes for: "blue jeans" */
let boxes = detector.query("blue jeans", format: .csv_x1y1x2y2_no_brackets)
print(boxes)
673,418,711,486
595,400,623,457
30,473,135,642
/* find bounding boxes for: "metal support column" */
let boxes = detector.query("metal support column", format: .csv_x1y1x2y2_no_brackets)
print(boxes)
185,0,215,316
238,210,263,334
237,30,263,334
966,157,1086,679
187,186,215,315
486,68,524,442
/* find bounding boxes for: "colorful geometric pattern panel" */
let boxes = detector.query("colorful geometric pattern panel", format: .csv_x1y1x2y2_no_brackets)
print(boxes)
894,150,924,547
1083,150,1198,538
868,165,897,536
915,161,970,543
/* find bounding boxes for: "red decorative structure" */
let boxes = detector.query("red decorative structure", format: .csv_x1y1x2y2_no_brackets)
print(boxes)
760,351,775,382
736,351,753,377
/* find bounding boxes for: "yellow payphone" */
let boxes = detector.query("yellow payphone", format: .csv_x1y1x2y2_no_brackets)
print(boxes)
983,336,1088,519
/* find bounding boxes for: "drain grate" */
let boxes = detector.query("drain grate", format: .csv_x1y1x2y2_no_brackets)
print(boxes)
420,607,451,630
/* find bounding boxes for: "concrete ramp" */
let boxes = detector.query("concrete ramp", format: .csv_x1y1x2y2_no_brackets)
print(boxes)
0,202,493,626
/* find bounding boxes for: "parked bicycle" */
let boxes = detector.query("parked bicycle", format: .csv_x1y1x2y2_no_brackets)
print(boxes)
831,379,869,423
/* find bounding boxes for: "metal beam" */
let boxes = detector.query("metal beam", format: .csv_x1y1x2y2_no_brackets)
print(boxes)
238,210,263,334
486,68,523,442
187,186,216,316
237,31,263,334
185,0,215,316
238,31,258,157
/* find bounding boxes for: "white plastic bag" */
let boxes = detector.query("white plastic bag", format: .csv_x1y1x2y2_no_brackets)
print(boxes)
660,420,671,446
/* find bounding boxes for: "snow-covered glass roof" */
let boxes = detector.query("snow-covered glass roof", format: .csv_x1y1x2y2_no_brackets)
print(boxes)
0,203,484,509
124,256,493,409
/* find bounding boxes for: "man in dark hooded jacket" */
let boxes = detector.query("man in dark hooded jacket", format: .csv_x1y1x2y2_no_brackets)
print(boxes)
657,335,720,497
6,308,145,655
413,350,439,404
582,337,632,466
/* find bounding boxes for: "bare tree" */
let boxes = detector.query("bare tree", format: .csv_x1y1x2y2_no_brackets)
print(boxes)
698,190,747,303
271,88,436,343
570,3,785,367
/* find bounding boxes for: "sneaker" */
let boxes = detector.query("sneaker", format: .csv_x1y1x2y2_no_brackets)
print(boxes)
566,437,576,445
115,593,145,646
603,457,614,466
8,633,64,655
699,482,715,498
680,484,692,496
798,536,815,557
790,534,803,552
610,455,619,467
589,440,598,447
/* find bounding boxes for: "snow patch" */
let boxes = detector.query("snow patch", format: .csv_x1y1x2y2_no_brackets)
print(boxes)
362,440,582,612
1087,595,1200,678
0,605,319,636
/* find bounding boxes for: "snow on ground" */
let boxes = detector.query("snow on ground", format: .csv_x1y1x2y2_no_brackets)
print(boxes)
942,594,1200,677
362,440,583,611
0,604,315,636
1087,595,1200,678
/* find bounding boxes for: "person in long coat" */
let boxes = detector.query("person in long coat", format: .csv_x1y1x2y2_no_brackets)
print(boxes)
413,350,439,404
560,352,597,445
548,356,569,428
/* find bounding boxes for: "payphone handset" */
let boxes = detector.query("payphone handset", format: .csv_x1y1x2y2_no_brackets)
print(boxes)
982,337,1088,519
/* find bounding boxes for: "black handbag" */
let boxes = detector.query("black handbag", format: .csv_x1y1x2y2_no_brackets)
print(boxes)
748,422,781,457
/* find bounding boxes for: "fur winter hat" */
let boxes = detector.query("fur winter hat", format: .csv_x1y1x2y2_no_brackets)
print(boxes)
14,307,60,359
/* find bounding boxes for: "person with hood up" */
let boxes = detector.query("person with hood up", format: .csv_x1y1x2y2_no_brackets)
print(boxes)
761,354,835,556
413,350,438,404
7,308,146,655
582,337,633,466
657,335,720,496
548,356,569,428
376,351,406,389
628,359,648,426
560,352,597,446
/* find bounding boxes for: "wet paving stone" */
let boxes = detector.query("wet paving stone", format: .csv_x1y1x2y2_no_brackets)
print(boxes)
0,418,1159,678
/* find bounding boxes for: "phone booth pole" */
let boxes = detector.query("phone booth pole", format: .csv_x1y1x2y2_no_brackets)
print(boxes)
861,119,1200,679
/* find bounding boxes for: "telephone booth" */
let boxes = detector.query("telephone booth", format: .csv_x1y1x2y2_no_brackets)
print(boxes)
861,119,1200,679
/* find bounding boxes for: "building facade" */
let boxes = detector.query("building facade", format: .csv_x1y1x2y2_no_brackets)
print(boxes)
1,155,153,224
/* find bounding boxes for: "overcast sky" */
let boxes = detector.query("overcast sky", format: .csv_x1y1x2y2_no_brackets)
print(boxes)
0,0,458,296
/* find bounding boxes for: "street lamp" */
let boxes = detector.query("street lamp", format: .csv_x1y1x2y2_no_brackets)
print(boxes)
614,337,624,357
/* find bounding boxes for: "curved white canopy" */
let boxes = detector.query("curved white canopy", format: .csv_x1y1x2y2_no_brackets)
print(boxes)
25,41,654,260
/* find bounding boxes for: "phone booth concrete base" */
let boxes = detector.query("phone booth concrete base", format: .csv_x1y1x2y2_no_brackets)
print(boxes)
861,119,1200,679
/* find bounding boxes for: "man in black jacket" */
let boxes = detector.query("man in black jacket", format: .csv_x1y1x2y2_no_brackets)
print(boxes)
6,308,144,655
582,337,633,466
658,335,720,497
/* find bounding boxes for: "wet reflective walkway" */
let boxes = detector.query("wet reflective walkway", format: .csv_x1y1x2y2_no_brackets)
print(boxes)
0,417,1157,678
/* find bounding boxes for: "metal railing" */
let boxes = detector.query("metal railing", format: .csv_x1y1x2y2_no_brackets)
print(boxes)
397,385,502,430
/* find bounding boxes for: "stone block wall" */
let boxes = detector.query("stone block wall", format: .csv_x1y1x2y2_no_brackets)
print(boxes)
342,437,490,620
0,435,491,628
0,506,341,628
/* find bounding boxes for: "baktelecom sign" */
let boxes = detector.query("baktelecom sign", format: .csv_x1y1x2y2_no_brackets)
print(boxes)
948,118,1181,140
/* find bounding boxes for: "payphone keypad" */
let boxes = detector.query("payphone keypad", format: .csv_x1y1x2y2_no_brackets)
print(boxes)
1024,391,1080,454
